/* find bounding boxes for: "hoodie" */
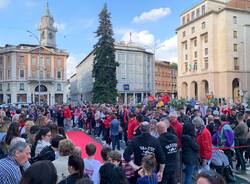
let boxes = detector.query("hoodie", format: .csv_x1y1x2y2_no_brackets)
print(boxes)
182,123,200,165
158,131,178,172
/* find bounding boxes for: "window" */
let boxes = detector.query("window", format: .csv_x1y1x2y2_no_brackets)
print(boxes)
0,84,2,91
182,17,186,25
187,14,190,23
233,16,237,24
57,84,61,91
194,39,197,47
196,8,200,17
204,57,208,70
20,83,24,91
204,34,208,43
183,31,186,38
194,51,197,58
0,71,3,80
7,55,11,63
234,58,239,70
233,31,237,39
7,70,11,79
39,70,43,79
20,70,24,78
191,11,195,20
234,44,237,52
193,61,198,71
57,58,61,66
0,56,3,65
19,56,24,65
192,27,195,33
7,83,10,91
185,62,188,72
31,56,36,65
17,94,27,103
39,56,43,66
185,54,188,60
202,22,206,29
57,71,61,79
202,5,206,15
205,48,208,55
184,42,188,50
46,57,51,65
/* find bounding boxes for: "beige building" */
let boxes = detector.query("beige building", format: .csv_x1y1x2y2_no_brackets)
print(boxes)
155,61,177,97
171,65,178,97
177,0,250,103
0,3,68,105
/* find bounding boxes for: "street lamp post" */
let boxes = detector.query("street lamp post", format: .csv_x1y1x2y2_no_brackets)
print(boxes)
27,30,41,106
146,41,163,97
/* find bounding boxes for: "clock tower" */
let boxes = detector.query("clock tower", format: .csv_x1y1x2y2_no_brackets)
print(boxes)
38,1,57,48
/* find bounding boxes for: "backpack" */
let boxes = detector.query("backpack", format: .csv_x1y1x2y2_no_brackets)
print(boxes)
30,145,55,164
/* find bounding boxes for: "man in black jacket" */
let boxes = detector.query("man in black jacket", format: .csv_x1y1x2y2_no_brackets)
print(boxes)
123,122,165,182
157,119,178,184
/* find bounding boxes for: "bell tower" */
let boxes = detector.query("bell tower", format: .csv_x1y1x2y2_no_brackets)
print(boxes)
38,1,57,48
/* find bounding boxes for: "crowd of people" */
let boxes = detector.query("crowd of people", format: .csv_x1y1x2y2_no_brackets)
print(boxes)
0,101,249,184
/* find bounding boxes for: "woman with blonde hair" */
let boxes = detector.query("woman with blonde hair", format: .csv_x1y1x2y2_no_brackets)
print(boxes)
35,116,49,126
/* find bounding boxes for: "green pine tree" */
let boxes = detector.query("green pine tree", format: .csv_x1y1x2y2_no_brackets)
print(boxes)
92,4,119,104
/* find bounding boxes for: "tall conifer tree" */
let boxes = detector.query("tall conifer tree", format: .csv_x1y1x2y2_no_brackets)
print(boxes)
92,4,118,104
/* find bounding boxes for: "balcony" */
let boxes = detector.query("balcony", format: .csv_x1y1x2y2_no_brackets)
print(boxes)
28,77,54,83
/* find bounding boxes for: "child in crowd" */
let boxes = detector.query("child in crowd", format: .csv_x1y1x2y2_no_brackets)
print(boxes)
84,143,101,184
136,155,158,184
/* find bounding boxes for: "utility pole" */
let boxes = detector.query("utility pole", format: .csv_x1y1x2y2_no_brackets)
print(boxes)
27,30,41,105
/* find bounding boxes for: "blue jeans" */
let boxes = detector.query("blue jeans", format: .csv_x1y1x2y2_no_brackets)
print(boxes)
111,135,120,150
184,165,195,184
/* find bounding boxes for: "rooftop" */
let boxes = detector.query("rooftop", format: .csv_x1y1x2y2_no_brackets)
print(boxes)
226,0,250,10
0,44,68,55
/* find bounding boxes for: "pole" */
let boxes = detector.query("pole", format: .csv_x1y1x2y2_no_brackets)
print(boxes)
27,30,41,105
38,47,41,106
152,41,157,97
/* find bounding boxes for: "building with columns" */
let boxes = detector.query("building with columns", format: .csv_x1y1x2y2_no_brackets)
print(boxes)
0,3,68,105
177,0,250,103
71,42,154,104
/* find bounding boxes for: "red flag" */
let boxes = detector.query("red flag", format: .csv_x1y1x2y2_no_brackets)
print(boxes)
162,95,170,104
148,96,155,102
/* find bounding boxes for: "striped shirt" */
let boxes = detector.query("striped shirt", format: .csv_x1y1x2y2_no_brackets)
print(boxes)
0,156,22,184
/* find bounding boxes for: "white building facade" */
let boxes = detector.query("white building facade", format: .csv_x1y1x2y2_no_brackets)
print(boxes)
71,42,154,104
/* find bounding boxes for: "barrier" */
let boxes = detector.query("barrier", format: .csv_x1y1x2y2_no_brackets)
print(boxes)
212,144,250,151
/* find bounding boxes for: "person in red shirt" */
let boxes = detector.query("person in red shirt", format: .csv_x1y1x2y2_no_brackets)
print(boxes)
63,106,72,128
193,117,212,172
103,113,111,145
127,113,137,140
169,111,183,148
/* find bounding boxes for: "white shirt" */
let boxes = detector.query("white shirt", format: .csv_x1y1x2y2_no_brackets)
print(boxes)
35,140,50,157
84,159,101,184
53,156,69,183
